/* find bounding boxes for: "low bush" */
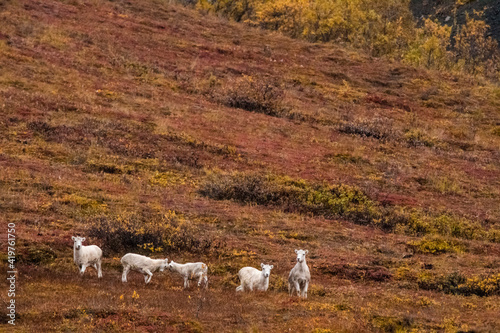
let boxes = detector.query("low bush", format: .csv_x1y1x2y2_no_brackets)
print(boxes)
404,128,436,147
394,266,418,282
60,193,108,217
309,284,327,296
371,315,414,332
407,236,466,255
86,161,133,175
88,211,225,255
149,171,193,187
21,245,57,265
199,172,378,221
323,153,368,165
338,118,398,142
214,75,292,118
460,274,500,297
270,275,288,292
418,271,500,296
199,172,491,241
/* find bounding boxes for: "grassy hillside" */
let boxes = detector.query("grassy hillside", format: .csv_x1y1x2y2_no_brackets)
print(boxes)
1,0,500,331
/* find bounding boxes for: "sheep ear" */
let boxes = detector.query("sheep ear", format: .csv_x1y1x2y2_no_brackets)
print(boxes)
81,237,86,242
72,236,76,241
270,265,274,269
295,249,298,253
261,263,264,268
305,250,309,254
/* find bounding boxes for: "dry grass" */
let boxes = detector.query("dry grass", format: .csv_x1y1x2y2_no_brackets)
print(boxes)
1,0,500,331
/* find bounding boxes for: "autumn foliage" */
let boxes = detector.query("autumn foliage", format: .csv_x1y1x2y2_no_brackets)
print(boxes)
195,0,500,79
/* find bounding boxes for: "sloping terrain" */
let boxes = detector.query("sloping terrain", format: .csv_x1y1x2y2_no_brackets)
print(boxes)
1,0,500,332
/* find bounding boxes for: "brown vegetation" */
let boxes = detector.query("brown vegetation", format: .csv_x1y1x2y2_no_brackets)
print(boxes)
0,0,499,331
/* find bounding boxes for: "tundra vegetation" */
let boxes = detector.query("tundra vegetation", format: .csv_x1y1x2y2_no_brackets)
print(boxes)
1,0,500,331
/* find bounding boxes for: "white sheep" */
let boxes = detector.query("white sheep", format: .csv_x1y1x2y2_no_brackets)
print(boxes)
120,253,168,284
288,249,310,298
236,263,274,292
168,260,208,289
72,236,103,278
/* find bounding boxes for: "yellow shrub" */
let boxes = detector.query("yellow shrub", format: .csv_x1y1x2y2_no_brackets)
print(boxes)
404,18,451,69
394,266,417,282
454,12,500,77
187,0,500,78
407,235,465,255
255,0,305,38
149,171,194,187
417,296,438,307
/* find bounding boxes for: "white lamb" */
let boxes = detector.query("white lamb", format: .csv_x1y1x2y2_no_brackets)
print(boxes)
168,260,208,289
72,236,103,278
288,249,310,298
121,253,168,284
236,263,274,292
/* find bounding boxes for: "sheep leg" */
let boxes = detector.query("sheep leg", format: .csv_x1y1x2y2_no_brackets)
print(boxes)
288,282,294,296
203,275,208,289
183,277,189,289
79,264,87,276
302,281,309,299
197,274,204,287
236,285,243,292
144,269,153,284
96,260,103,278
293,281,301,297
122,266,130,283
